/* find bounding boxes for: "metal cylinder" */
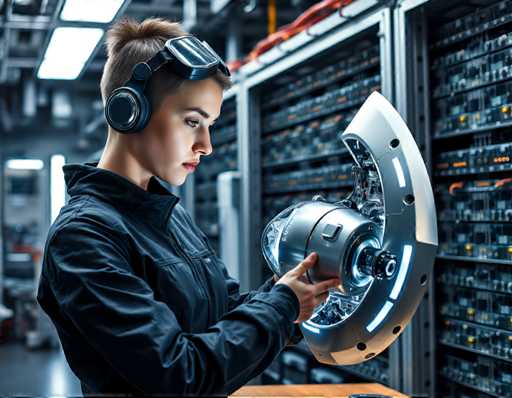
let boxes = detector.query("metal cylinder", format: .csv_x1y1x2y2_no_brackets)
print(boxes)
305,206,380,295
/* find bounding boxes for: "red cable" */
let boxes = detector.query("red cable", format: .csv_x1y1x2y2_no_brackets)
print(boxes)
229,0,353,72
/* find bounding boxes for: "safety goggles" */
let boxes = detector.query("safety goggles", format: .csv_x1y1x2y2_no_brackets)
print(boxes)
145,35,230,80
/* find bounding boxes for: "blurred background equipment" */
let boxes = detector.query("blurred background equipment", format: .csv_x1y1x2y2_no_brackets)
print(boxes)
1,0,512,397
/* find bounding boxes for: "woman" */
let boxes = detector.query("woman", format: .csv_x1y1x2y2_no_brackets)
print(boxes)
37,18,339,396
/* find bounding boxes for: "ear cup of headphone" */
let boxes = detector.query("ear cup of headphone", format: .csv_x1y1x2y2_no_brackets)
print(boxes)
105,85,151,134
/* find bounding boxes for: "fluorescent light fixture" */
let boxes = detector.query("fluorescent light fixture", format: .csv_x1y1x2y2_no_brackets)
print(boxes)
60,0,125,23
302,322,320,334
366,300,393,333
38,27,104,80
392,157,406,188
51,155,66,223
390,244,413,300
6,159,44,170
7,253,32,262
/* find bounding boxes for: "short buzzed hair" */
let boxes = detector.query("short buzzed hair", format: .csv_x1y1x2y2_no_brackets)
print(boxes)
100,18,232,111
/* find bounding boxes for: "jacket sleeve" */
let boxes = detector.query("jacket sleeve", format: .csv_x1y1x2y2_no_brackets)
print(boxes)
190,212,279,311
42,219,300,396
219,258,304,346
189,208,303,346
225,273,276,311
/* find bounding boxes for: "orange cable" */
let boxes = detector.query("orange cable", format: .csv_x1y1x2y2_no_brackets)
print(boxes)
268,0,277,35
448,181,464,195
236,0,351,67
495,178,512,188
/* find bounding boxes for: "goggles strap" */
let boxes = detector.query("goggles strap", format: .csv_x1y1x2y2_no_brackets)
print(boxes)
146,49,174,73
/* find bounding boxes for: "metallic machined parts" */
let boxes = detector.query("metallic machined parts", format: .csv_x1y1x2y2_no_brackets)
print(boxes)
261,92,438,365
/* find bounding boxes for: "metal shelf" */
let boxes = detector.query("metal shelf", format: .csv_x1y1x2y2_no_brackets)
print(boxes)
439,374,502,398
431,11,512,51
437,279,512,296
262,58,380,110
436,254,512,266
438,332,512,363
439,336,512,364
433,119,512,141
441,317,512,335
263,181,354,196
262,149,350,169
438,219,512,224
431,37,512,71
435,165,512,178
432,74,512,101
262,96,367,135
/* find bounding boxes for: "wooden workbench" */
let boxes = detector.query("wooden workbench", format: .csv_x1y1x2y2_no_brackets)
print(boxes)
231,383,409,397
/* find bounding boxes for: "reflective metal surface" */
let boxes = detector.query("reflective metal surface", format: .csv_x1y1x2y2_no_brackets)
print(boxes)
261,92,438,365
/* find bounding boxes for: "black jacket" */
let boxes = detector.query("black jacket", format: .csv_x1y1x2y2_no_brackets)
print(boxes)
36,162,301,396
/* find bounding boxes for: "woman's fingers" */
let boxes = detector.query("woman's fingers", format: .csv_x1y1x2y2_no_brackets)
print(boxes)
295,311,314,323
290,252,318,276
294,291,330,323
314,291,330,306
280,252,341,323
312,278,340,295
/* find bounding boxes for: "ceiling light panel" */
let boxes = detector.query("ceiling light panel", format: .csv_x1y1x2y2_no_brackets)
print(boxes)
37,27,104,80
60,0,125,23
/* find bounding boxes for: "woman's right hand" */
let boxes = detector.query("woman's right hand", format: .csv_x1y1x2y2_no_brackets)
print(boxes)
275,252,340,323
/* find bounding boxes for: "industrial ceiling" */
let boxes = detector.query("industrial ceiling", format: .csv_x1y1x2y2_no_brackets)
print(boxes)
0,0,316,151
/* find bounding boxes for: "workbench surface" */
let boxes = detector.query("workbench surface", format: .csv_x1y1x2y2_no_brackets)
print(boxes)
231,383,409,397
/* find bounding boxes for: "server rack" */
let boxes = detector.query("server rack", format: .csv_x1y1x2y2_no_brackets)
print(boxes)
396,0,512,397
192,86,239,255
0,154,4,308
241,6,399,388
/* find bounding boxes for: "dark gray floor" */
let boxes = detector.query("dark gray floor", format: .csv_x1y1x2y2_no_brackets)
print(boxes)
0,342,82,396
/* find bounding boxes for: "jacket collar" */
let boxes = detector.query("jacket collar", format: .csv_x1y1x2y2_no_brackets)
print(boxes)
63,162,180,226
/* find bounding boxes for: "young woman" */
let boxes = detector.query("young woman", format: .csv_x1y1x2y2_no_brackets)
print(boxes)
37,18,339,396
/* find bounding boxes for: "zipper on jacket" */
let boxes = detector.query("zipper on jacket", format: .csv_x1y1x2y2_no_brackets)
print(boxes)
169,229,211,324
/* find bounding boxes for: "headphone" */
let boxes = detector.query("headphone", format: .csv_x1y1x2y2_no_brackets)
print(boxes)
104,36,230,135
104,62,154,134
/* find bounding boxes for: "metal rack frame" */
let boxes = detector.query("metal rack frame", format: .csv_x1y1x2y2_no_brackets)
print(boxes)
239,5,399,389
0,153,4,307
239,0,384,77
394,1,435,396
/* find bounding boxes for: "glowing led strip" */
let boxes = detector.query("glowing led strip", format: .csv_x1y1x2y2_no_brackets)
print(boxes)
365,245,413,332
390,245,413,300
392,157,406,188
366,301,394,332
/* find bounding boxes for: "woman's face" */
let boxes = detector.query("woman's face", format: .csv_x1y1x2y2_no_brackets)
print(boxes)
136,78,223,186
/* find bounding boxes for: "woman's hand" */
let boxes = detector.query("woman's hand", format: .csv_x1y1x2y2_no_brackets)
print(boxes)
275,252,340,323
